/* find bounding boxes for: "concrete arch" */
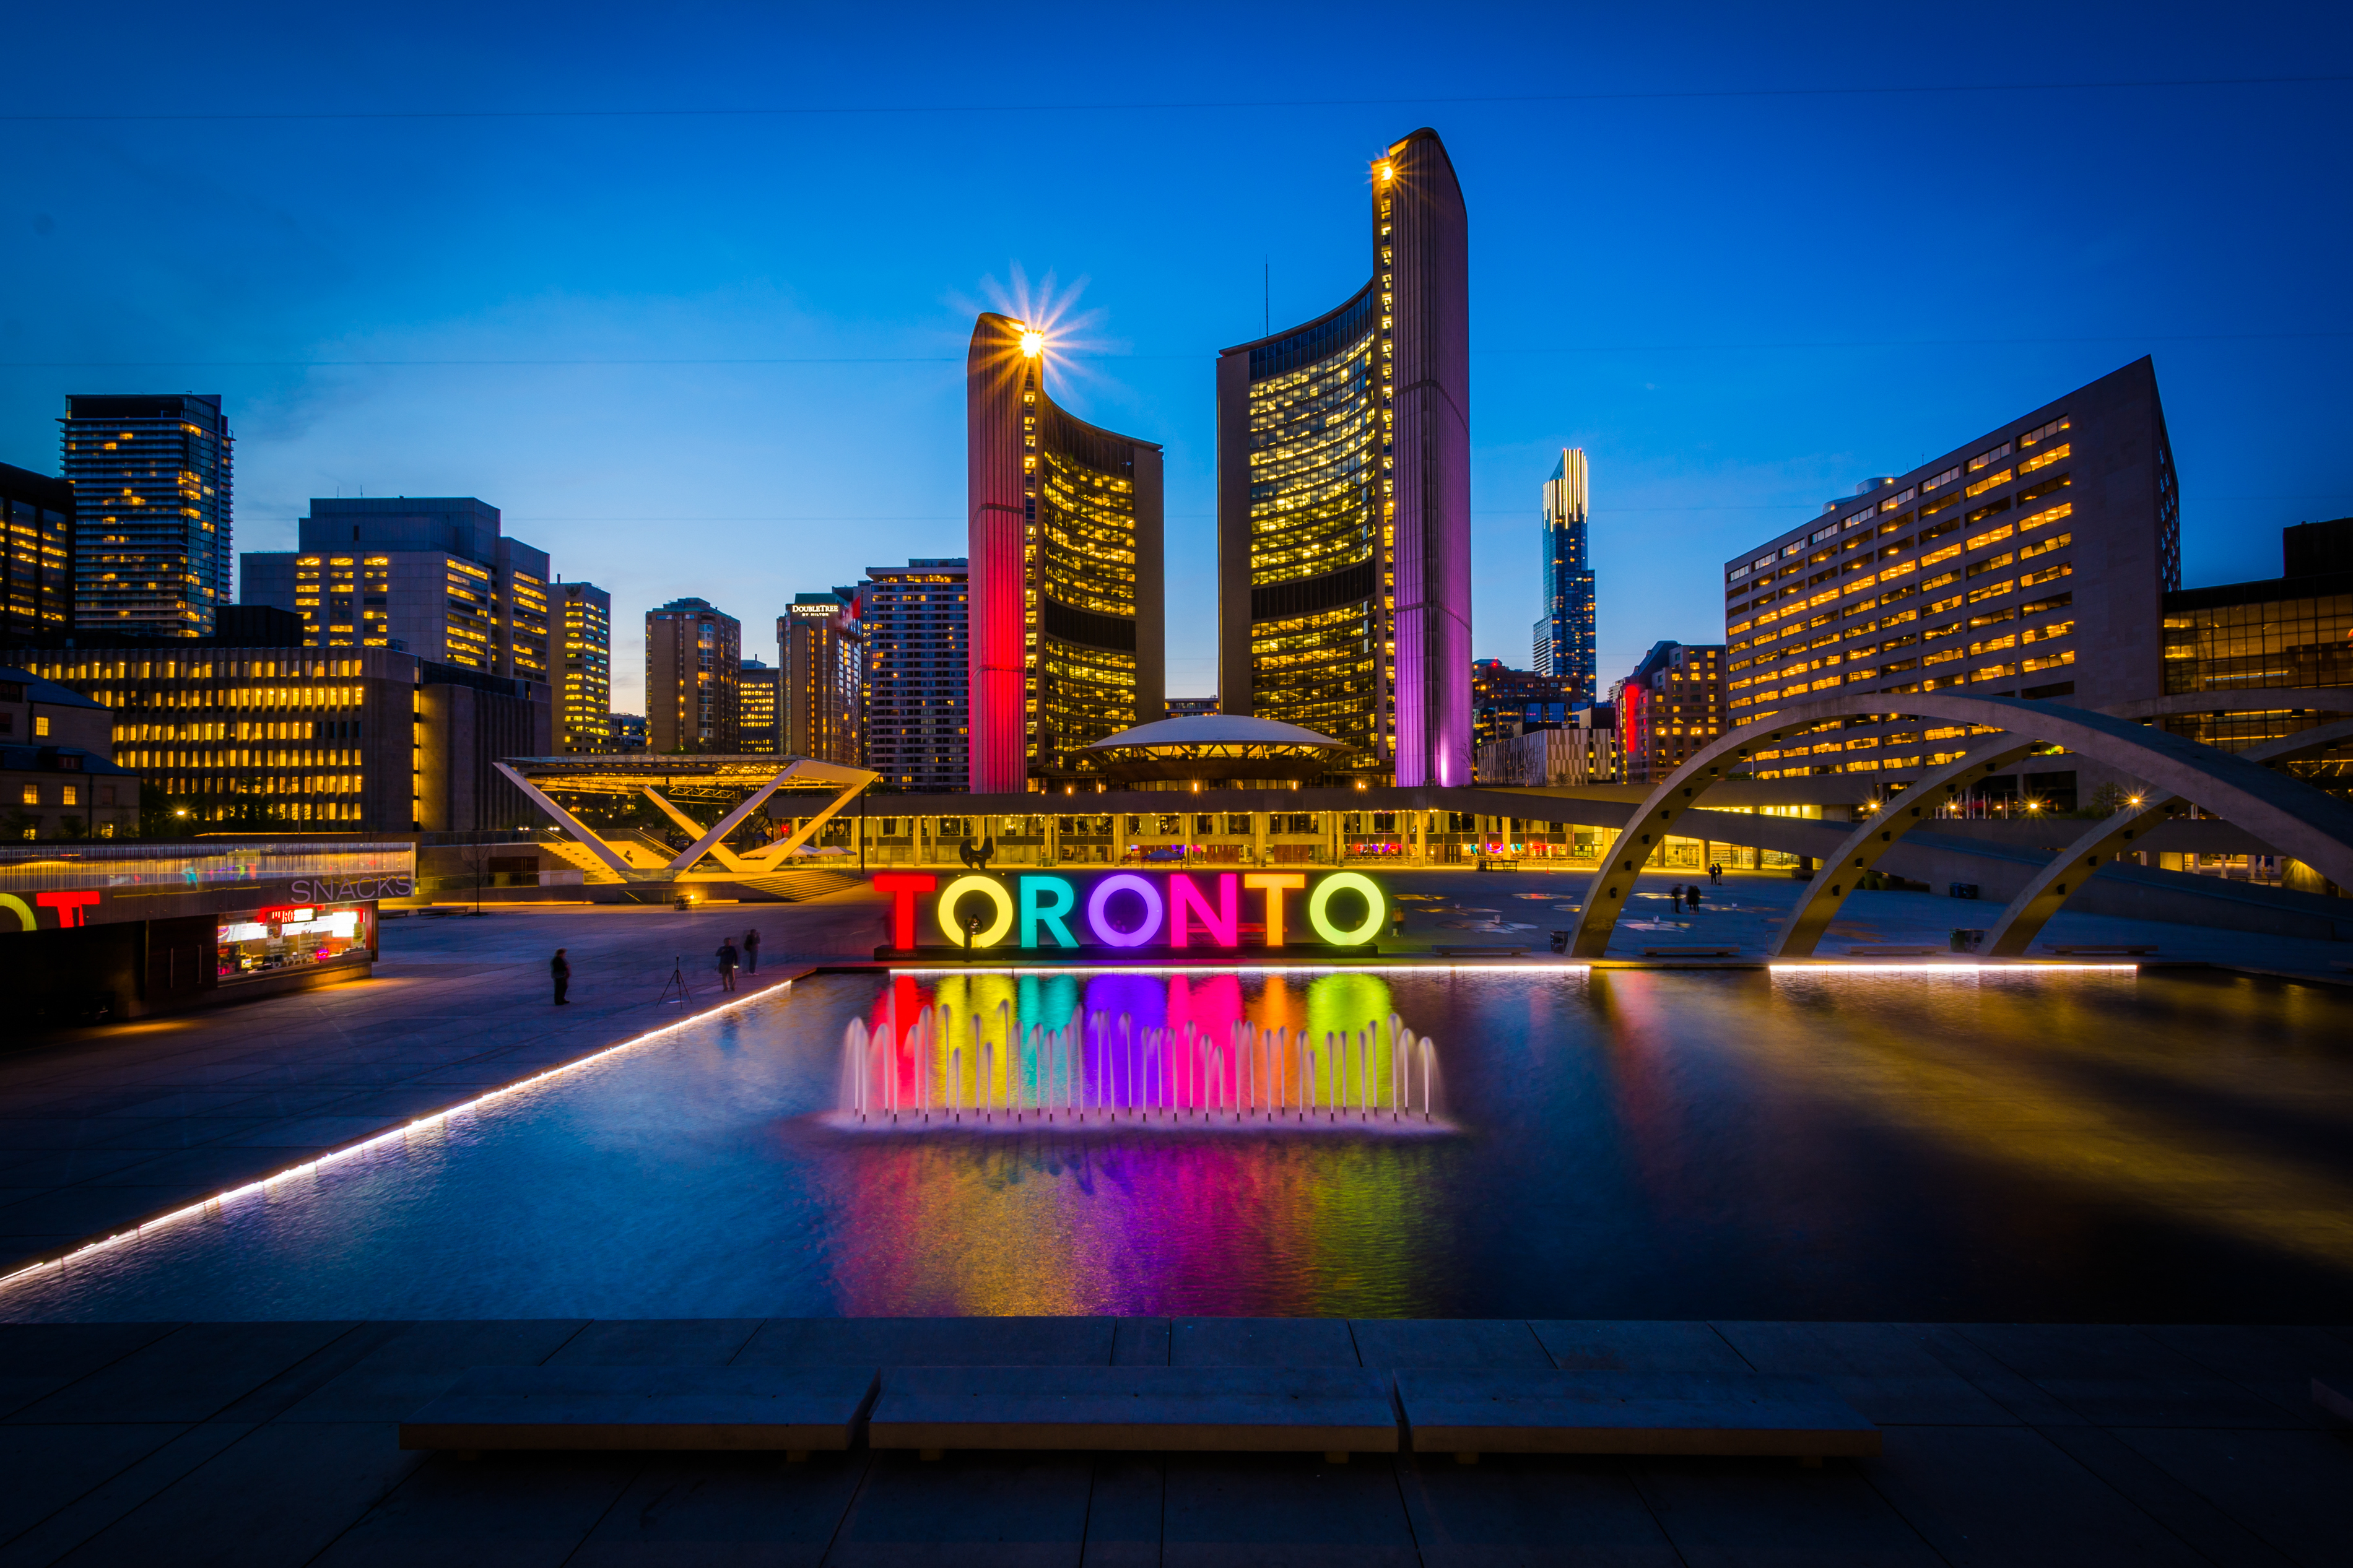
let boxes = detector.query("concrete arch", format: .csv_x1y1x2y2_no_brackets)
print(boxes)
1567,693,2353,959
1981,714,2353,957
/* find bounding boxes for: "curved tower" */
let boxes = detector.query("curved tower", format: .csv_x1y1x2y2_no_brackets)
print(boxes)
1216,127,1471,787
967,312,1164,793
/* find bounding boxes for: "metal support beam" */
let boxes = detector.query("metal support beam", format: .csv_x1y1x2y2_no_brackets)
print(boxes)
734,762,879,871
490,763,635,880
641,787,753,873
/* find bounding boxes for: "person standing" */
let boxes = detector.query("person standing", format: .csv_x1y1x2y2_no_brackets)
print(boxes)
1687,883,1704,912
1670,885,1684,914
715,938,739,994
1708,861,1723,886
742,927,761,975
550,948,571,1006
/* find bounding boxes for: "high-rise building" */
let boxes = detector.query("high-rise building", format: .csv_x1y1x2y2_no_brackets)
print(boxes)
645,597,739,753
240,497,552,682
861,558,968,792
1,463,74,648
967,313,1163,791
738,656,780,754
1534,449,1596,703
557,580,612,753
611,713,648,753
61,394,233,637
1470,659,1573,749
779,592,861,765
1165,695,1219,718
1613,641,1726,785
1722,358,2177,806
1216,128,1472,787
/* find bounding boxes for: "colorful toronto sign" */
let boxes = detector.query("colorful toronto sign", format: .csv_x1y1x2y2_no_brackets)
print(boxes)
871,871,1387,951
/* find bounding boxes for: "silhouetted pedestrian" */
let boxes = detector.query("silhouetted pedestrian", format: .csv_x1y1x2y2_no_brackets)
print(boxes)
1670,885,1685,914
550,948,571,1005
743,927,761,974
715,939,739,994
1708,861,1723,886
1687,883,1704,912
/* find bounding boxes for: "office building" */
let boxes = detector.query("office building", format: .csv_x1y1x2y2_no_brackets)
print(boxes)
1475,703,1617,787
1166,695,1219,718
646,597,739,753
1216,128,1472,787
19,636,550,832
61,394,233,637
738,657,780,753
1533,449,1596,702
1722,358,2177,807
780,592,861,765
1471,659,1574,749
2158,518,2351,789
1,463,74,648
861,558,968,792
612,713,648,753
967,312,1163,791
558,579,612,753
240,497,552,682
1614,641,1725,785
1,664,140,838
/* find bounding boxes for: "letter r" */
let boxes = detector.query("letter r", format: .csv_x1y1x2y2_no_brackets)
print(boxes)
1020,876,1079,948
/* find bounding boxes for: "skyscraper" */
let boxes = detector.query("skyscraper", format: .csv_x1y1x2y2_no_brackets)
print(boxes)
861,558,968,792
1534,448,1596,704
559,580,612,753
0,462,74,647
737,656,779,753
61,393,233,636
645,597,739,753
967,312,1164,792
1216,128,1471,787
779,591,862,765
240,497,552,681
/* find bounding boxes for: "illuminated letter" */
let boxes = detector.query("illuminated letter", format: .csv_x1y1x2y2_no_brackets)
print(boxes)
1307,872,1385,947
872,872,936,951
1169,872,1238,948
1085,872,1163,948
1019,875,1079,949
937,874,1014,948
35,890,101,930
0,894,33,932
1243,873,1306,948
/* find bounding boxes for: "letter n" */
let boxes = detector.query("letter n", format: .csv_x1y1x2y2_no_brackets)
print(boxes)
1170,873,1238,948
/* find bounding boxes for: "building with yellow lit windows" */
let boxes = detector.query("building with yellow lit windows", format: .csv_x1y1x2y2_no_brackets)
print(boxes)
967,312,1163,792
240,497,552,683
1,463,74,648
559,580,612,753
1216,128,1472,788
646,597,739,754
738,657,779,753
61,394,233,638
780,592,862,766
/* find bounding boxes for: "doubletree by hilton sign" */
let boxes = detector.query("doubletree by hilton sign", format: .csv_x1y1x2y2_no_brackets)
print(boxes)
873,870,1388,956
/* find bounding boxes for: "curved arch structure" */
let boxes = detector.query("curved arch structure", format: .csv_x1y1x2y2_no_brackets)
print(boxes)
1567,693,2353,959
1981,714,2353,956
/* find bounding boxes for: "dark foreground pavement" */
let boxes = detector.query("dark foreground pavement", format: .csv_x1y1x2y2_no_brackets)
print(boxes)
0,1314,2347,1566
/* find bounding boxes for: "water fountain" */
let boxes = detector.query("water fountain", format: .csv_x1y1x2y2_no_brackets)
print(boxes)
829,985,1445,1133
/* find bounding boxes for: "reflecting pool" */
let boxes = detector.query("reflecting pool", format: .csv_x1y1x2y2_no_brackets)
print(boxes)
6,966,2352,1323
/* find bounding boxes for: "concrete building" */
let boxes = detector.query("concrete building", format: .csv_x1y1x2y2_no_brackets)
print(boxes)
1534,448,1596,703
1723,358,2176,807
611,713,648,753
860,558,968,792
967,313,1163,791
1,665,140,839
61,394,233,638
558,580,612,753
1166,695,1219,719
780,592,861,766
1471,659,1574,750
1615,641,1726,786
1,464,74,649
1217,128,1472,787
645,597,739,754
17,637,549,833
1475,707,1618,787
240,497,554,684
737,657,780,754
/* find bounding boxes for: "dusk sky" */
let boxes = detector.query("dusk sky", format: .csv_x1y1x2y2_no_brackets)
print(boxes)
5,2,2347,713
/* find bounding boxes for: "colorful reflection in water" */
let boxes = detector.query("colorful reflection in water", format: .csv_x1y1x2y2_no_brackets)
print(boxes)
838,970,1442,1127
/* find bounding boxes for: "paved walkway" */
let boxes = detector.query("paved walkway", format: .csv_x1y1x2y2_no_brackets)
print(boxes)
0,1314,2344,1565
0,893,889,1274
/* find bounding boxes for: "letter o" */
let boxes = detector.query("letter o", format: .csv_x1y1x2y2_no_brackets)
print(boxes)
1307,872,1385,946
937,874,1014,948
1085,873,1163,948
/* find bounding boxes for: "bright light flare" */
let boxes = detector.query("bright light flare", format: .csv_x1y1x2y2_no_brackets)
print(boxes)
1018,327,1045,358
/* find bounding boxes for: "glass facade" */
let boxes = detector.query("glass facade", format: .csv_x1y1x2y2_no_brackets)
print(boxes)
1536,448,1596,704
62,394,233,638
2162,589,2353,695
560,581,612,752
217,901,372,982
861,560,968,792
1,467,74,644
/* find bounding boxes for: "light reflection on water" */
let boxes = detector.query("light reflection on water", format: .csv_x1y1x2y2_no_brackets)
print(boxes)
5,968,2352,1323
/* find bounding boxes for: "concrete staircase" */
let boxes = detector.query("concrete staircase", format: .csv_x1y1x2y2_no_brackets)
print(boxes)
731,867,864,902
538,837,626,885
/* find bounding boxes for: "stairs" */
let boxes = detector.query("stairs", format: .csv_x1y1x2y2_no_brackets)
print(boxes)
539,837,626,885
731,868,864,902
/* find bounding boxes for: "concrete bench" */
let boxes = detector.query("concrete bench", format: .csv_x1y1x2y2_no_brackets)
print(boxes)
868,1366,1399,1458
1394,1369,1881,1463
399,1366,879,1455
1640,946,1739,958
1432,944,1529,958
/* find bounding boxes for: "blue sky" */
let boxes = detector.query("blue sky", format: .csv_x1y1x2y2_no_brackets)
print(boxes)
4,1,2347,713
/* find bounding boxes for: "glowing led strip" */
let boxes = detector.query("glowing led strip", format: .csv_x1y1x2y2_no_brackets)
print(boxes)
884,963,1599,977
0,974,804,1297
1767,962,2138,973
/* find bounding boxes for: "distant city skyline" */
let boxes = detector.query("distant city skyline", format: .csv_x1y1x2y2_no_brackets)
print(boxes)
4,7,2347,714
